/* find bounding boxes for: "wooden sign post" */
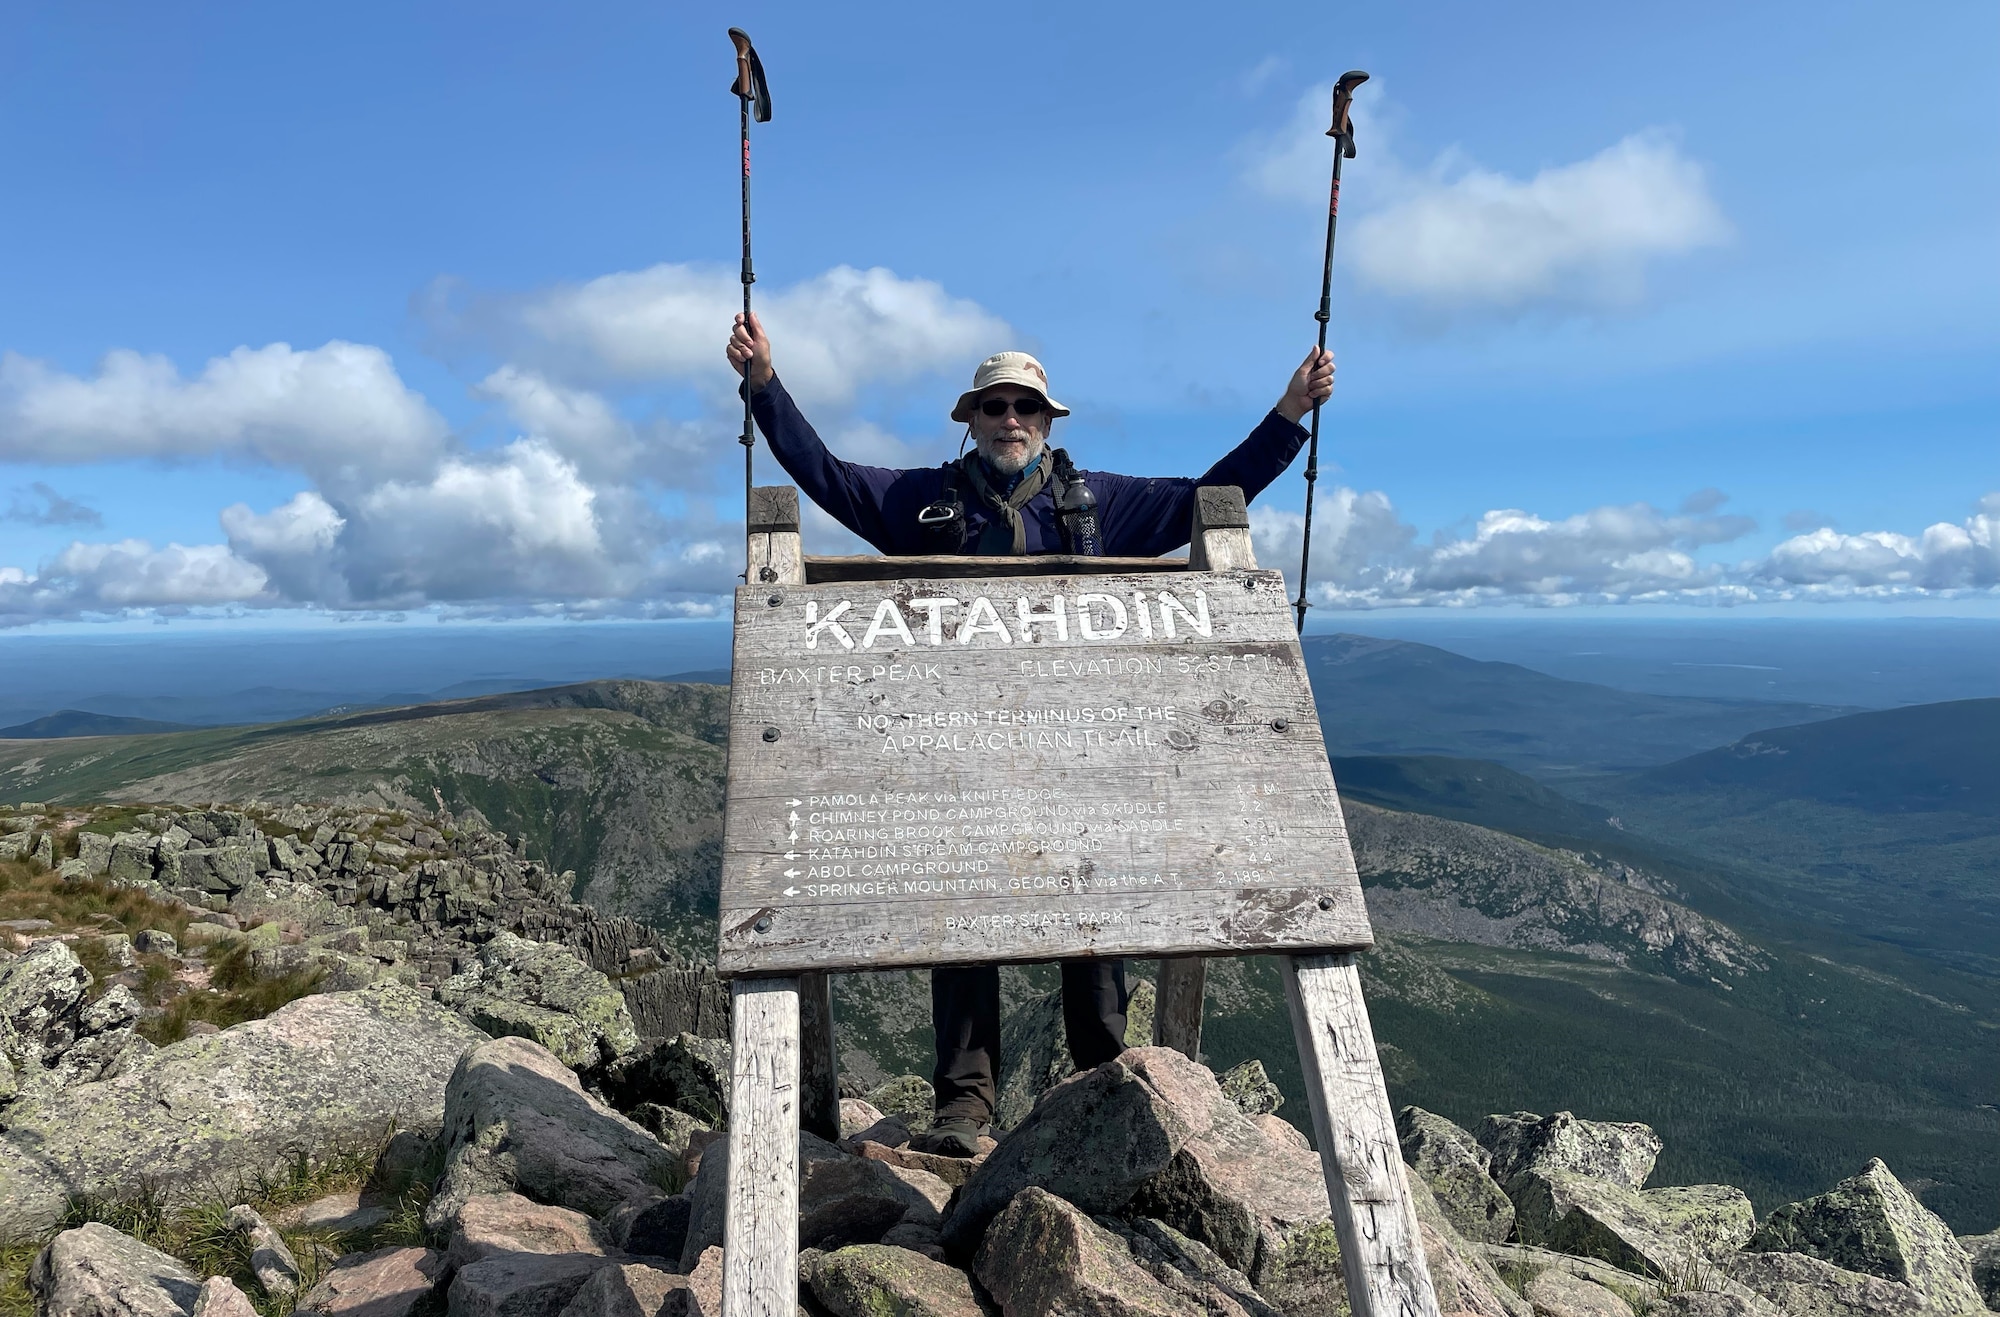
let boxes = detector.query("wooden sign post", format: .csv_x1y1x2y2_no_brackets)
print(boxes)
719,485,1439,1317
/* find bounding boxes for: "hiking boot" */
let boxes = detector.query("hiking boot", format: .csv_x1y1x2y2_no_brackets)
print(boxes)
911,1115,989,1158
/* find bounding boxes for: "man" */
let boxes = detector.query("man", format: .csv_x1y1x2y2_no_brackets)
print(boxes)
726,312,1332,1154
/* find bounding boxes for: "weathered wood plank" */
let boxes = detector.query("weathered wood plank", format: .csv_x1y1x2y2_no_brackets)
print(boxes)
806,553,1187,582
1189,486,1257,572
723,978,802,1317
797,970,840,1142
1153,956,1207,1060
1283,953,1441,1317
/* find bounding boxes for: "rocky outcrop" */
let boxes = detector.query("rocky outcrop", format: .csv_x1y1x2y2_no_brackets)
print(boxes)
943,1047,1328,1282
557,1261,697,1317
28,1222,202,1317
226,1204,301,1299
1399,1105,1516,1244
1511,1172,1756,1278
36,803,730,1053
1745,1160,1985,1317
1523,1266,1637,1317
1961,1232,1998,1310
600,1033,731,1127
803,1244,996,1317
1480,1110,1663,1192
1344,800,1766,983
436,932,639,1070
0,983,486,1237
296,1246,446,1317
0,943,147,1102
974,1187,1200,1317
426,1035,680,1233
1721,1248,1928,1317
681,1130,948,1266
1217,1060,1284,1118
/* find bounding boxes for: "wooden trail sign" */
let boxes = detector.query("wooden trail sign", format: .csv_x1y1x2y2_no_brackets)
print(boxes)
718,485,1440,1317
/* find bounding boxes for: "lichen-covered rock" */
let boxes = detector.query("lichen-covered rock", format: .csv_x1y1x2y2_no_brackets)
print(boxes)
1650,1292,1788,1317
1404,1170,1533,1317
437,932,639,1070
599,1033,731,1126
227,1203,302,1298
445,1192,613,1270
866,1075,938,1133
295,1246,445,1317
802,1244,995,1317
974,1187,1200,1317
426,1035,679,1233
1511,1171,1756,1279
1745,1160,1985,1317
1480,1111,1662,1191
28,1222,202,1317
556,1261,693,1317
1523,1267,1637,1317
1961,1232,1998,1310
0,941,92,1079
1100,1216,1285,1317
1216,1059,1284,1117
1721,1248,1927,1317
681,1131,947,1267
0,984,486,1238
1400,1105,1516,1244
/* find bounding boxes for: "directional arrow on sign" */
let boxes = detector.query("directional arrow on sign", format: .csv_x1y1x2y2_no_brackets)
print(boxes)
784,851,798,860
784,868,801,879
788,810,800,825
787,799,802,807
783,886,800,897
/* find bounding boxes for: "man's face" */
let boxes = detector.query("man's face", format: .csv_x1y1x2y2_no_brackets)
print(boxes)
969,388,1051,477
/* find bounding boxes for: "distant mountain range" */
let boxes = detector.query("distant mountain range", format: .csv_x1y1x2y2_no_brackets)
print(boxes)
0,710,196,738
1302,634,1859,778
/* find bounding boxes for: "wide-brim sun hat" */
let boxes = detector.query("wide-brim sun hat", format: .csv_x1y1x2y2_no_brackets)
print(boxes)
950,351,1071,423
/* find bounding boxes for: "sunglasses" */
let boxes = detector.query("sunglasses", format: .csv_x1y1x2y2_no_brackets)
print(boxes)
978,396,1049,417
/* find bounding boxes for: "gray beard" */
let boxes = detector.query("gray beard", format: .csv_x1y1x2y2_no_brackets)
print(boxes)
974,433,1044,476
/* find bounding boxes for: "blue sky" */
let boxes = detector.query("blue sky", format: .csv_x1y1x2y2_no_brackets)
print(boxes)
1,0,1994,627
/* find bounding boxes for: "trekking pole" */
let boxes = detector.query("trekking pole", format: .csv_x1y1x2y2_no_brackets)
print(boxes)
729,28,773,574
1294,70,1368,633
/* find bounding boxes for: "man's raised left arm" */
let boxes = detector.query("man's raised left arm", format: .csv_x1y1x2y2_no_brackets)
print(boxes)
1094,348,1333,557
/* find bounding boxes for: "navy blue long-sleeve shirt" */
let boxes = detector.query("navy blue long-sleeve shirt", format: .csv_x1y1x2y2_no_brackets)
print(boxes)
750,376,1310,556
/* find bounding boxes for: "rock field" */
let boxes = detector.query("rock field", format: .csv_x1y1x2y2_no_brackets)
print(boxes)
1,802,1994,1317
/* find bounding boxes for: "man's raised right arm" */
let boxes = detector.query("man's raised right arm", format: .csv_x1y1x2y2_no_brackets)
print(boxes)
728,312,901,548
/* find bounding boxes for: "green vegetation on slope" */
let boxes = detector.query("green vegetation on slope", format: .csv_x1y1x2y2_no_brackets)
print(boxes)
1197,934,2000,1232
0,681,730,935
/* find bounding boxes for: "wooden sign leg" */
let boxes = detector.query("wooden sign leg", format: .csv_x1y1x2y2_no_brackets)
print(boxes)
724,978,801,1317
798,971,841,1142
1153,957,1206,1060
1282,953,1441,1317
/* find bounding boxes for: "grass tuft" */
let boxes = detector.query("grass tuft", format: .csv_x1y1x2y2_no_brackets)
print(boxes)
0,1130,431,1317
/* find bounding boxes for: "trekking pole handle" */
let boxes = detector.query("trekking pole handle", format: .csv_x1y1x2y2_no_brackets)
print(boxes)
1327,71,1369,158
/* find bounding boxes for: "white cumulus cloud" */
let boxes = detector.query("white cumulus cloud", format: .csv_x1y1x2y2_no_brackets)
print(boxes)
0,342,449,488
1244,84,1728,315
465,262,1013,408
1756,495,1999,597
1349,133,1729,311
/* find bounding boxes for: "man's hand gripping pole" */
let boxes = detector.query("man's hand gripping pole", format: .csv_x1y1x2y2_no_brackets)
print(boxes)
1294,70,1367,633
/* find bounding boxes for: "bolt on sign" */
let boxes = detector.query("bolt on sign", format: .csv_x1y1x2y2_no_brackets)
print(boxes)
718,568,1371,976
